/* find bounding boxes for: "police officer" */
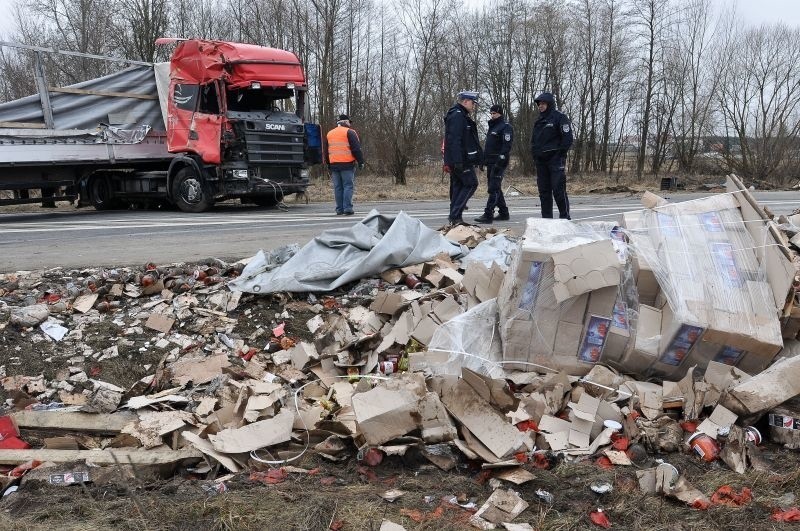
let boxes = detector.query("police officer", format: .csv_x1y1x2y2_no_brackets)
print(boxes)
530,92,573,219
443,90,483,225
474,104,512,223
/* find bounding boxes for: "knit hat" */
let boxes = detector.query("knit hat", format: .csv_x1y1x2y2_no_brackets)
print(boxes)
489,104,503,114
338,114,350,122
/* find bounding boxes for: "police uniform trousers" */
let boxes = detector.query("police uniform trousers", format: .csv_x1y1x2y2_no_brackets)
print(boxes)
449,166,478,222
535,152,570,219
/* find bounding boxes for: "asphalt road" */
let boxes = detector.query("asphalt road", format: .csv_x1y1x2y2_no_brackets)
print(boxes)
0,191,797,272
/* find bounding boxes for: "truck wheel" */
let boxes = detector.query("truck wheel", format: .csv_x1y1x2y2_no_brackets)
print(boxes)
251,191,284,207
90,176,117,210
172,167,213,213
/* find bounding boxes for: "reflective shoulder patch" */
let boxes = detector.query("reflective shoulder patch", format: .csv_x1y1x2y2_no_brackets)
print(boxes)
504,133,511,141
562,123,571,133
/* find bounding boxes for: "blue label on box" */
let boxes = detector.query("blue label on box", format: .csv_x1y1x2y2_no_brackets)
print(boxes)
519,261,543,311
713,346,744,366
578,315,611,363
659,324,704,366
699,212,724,233
612,300,628,330
657,212,680,237
710,241,743,287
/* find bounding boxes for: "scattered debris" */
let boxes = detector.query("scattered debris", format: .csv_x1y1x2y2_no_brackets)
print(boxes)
1,184,800,525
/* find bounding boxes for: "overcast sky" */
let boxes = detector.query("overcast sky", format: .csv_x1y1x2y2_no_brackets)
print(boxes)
0,0,799,38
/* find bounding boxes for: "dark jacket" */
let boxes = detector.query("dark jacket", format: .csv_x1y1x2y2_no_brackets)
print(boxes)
484,116,513,166
443,103,483,167
324,126,365,170
530,93,573,158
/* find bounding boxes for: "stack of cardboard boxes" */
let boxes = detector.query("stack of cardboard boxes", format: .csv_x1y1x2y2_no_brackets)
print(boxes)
497,220,633,376
624,193,783,378
497,188,785,380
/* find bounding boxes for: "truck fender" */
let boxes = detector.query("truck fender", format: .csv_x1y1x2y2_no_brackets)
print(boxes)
166,156,204,201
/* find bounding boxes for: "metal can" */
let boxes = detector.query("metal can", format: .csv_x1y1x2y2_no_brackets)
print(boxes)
347,366,360,382
687,432,719,462
404,274,422,289
379,361,395,375
745,426,762,445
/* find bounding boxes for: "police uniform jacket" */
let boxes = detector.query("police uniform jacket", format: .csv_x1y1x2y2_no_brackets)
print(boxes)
484,116,513,166
443,103,483,167
530,104,573,158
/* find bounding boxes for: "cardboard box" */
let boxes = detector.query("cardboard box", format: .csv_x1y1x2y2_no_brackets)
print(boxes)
554,321,583,358
551,240,621,302
586,286,617,317
720,354,800,416
561,293,589,324
620,305,661,376
626,191,785,379
726,174,796,310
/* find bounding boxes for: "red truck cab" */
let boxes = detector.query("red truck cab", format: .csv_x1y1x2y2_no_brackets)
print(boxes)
161,39,320,212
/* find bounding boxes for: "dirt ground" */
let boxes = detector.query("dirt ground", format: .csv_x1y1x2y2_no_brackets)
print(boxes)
0,446,798,530
2,284,799,530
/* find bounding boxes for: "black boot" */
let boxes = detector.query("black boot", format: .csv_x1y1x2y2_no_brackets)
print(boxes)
473,214,493,224
494,212,510,221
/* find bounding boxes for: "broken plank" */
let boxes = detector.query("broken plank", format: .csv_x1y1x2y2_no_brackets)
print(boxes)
47,86,159,100
12,411,137,433
0,448,201,466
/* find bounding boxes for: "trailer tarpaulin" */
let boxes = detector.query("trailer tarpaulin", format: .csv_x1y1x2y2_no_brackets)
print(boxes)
228,210,468,294
0,65,164,132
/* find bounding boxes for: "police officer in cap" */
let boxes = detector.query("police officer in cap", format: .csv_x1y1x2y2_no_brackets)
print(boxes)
530,92,573,219
443,90,483,225
474,104,512,223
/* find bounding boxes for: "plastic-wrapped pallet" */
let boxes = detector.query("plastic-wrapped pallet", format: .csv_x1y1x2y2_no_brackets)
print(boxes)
624,193,783,378
496,219,638,376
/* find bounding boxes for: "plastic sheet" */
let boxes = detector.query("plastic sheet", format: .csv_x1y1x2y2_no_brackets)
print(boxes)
459,234,517,272
496,219,637,376
425,298,505,379
624,193,783,377
228,210,467,293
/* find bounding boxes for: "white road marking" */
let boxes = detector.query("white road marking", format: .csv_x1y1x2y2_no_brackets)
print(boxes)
0,199,796,235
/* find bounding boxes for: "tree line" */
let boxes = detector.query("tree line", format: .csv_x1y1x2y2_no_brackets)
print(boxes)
1,0,799,185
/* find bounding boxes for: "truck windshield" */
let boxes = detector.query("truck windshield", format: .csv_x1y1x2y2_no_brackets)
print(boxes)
226,87,295,113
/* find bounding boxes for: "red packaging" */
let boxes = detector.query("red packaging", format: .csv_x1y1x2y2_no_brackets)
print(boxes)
0,416,30,450
687,432,719,462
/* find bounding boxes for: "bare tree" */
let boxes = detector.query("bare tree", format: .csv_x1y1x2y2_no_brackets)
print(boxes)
631,0,670,179
113,0,170,62
376,0,455,184
668,0,721,173
717,24,800,184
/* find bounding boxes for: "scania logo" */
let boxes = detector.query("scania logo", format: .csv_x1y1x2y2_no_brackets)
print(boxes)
265,123,286,131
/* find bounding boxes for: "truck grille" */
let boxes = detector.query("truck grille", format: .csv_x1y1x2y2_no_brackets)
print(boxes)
244,128,304,165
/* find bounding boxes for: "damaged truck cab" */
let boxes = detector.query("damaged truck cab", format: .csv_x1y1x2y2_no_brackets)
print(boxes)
0,39,321,213
163,39,318,212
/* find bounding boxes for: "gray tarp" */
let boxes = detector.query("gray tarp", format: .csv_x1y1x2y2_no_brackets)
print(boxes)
0,65,164,131
228,210,468,293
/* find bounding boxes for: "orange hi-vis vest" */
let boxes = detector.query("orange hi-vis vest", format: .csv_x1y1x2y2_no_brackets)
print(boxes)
326,126,357,163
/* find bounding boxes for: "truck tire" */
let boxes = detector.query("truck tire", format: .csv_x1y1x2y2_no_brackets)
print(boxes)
172,167,213,213
89,176,117,210
251,191,284,207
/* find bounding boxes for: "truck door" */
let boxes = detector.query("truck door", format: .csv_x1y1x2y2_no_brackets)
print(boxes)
168,81,223,164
